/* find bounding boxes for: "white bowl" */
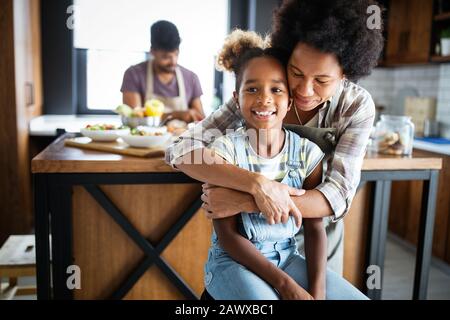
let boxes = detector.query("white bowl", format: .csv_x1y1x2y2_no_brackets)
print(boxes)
80,127,130,142
121,116,162,128
122,132,172,148
136,125,168,134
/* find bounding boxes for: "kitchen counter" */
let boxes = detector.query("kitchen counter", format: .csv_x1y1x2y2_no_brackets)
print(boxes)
32,134,442,174
29,115,122,136
31,134,442,300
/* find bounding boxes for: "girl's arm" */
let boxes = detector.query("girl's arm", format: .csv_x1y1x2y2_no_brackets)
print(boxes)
302,164,327,300
213,217,313,300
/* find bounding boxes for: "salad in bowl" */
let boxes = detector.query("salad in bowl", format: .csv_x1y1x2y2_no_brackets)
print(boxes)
80,124,130,142
121,126,172,148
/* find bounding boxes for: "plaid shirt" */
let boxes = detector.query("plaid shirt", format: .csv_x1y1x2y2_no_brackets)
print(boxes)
165,79,375,222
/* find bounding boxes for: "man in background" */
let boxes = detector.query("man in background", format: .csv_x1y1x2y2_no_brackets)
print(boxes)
121,20,204,122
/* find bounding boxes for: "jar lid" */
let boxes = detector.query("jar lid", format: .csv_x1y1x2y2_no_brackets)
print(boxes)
380,115,412,122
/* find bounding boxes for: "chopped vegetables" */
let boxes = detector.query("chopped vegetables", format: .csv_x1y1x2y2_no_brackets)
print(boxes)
130,128,165,136
85,124,128,131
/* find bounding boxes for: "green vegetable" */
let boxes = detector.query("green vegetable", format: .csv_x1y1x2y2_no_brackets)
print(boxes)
441,28,450,39
85,124,128,131
115,104,133,117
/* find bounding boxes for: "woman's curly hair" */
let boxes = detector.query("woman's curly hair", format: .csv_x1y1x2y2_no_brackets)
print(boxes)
217,29,289,91
270,0,384,81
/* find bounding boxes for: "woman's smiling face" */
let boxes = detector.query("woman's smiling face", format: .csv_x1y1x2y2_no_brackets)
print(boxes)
234,56,290,130
288,43,344,112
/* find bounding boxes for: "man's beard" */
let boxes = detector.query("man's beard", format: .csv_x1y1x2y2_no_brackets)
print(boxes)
157,64,176,73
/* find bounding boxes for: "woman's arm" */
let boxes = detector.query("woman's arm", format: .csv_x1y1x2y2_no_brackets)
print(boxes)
194,149,303,226
180,93,375,223
202,93,376,222
213,217,313,300
302,164,327,300
202,184,331,220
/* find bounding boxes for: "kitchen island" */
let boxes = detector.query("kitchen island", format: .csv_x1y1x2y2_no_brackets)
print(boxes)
32,133,442,300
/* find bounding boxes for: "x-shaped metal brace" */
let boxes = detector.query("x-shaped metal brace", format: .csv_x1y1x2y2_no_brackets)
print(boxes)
84,185,203,300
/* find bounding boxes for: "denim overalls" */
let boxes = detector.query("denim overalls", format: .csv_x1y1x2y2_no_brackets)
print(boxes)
204,130,303,297
203,129,369,300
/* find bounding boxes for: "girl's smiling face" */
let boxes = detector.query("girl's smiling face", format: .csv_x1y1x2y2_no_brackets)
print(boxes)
234,56,291,130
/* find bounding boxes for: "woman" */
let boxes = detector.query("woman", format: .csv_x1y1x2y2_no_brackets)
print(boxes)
165,0,384,275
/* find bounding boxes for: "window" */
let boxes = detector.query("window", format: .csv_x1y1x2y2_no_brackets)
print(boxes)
74,0,229,114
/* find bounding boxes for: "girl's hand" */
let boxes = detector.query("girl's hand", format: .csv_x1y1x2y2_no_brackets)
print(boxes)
251,175,304,227
201,184,255,219
277,278,314,300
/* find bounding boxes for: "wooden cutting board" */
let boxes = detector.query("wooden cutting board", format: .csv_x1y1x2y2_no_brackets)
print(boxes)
64,137,165,158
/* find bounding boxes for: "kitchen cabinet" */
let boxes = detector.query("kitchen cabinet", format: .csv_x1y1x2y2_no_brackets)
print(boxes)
431,0,450,62
384,0,434,65
0,0,42,245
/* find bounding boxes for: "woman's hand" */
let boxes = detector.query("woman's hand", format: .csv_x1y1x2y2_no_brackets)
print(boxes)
277,277,314,300
251,175,304,227
201,184,255,219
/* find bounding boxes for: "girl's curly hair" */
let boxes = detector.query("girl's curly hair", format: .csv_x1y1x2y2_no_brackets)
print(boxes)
217,29,289,91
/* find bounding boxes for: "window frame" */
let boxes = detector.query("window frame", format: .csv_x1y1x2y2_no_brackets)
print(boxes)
41,0,251,115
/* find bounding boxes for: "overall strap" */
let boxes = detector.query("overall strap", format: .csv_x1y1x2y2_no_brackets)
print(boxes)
232,129,250,171
284,130,303,187
286,130,302,171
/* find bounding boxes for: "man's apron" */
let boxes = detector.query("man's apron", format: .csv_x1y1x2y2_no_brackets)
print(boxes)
145,59,187,113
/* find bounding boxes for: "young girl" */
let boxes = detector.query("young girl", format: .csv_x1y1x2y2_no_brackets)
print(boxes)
203,30,327,300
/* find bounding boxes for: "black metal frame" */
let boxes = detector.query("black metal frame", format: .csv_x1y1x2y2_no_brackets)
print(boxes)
34,172,202,300
360,169,439,300
35,168,439,300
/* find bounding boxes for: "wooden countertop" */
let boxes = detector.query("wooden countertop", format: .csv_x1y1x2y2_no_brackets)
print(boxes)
31,134,442,174
362,149,442,171
32,134,174,174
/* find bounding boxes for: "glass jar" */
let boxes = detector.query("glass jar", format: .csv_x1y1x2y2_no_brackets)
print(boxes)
374,115,415,155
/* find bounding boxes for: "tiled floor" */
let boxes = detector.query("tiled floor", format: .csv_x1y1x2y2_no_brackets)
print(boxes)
382,233,450,300
3,233,450,300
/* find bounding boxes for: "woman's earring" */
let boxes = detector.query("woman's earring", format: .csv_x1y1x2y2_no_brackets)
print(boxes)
288,98,294,110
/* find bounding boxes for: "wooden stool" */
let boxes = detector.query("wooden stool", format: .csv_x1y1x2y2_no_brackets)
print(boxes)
0,235,37,299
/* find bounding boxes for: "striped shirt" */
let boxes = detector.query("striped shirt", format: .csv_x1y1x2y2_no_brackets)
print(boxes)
211,128,324,182
165,79,376,222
